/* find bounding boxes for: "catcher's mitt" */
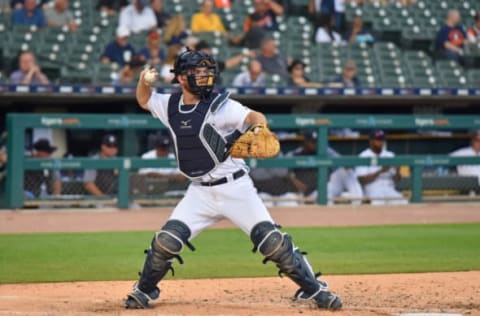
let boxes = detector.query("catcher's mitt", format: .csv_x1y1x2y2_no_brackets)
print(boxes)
229,123,280,159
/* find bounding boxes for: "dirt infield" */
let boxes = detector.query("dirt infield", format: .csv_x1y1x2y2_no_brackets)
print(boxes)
1,203,479,316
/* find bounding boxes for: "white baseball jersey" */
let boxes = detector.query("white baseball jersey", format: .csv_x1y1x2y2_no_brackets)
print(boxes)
147,91,273,237
355,148,407,205
450,146,480,185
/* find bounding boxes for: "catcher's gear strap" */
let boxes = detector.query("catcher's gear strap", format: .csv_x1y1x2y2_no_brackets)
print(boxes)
250,221,324,296
209,92,230,113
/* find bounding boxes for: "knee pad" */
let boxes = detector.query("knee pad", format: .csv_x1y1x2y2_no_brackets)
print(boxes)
250,221,285,257
152,219,194,257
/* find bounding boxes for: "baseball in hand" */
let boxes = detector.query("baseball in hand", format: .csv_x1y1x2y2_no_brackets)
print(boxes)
144,70,157,84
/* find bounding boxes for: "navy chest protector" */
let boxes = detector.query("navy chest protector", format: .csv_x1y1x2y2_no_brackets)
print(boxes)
167,92,240,178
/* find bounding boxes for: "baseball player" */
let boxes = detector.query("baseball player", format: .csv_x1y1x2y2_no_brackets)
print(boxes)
355,130,407,205
124,48,342,310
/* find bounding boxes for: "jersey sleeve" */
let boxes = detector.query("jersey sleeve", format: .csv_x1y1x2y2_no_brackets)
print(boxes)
147,92,171,127
214,99,251,132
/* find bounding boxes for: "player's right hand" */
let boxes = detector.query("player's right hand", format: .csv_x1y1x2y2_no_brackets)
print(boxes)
140,67,159,85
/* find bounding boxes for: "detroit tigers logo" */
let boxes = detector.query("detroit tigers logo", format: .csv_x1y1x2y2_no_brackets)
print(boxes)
180,119,192,129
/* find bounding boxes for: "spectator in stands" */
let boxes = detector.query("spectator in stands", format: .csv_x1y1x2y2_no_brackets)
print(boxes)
138,134,185,183
467,11,480,43
232,59,266,87
83,134,119,197
435,10,467,61
163,15,189,46
138,31,165,67
44,0,78,32
344,16,375,45
12,0,47,28
150,0,170,29
355,130,407,205
117,55,146,85
315,14,343,43
331,60,361,87
288,130,363,205
450,130,480,186
287,59,323,88
118,0,156,34
230,0,284,49
97,0,128,16
256,36,289,80
160,44,182,83
309,0,346,33
191,0,227,34
194,40,256,73
24,138,62,199
101,25,136,66
9,51,50,85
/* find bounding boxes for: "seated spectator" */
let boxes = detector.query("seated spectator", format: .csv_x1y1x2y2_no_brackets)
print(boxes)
150,0,170,28
315,14,343,43
467,11,480,43
191,0,227,34
101,25,136,66
163,15,189,46
331,60,361,87
24,138,62,199
230,0,284,49
9,51,50,85
83,134,119,196
138,31,165,67
139,134,186,183
344,16,374,45
97,0,128,16
287,59,323,88
118,0,156,34
44,0,78,32
355,130,407,205
450,130,480,186
232,59,266,87
194,40,255,73
116,55,146,85
12,0,47,28
435,10,466,61
288,130,363,205
160,44,182,83
256,37,289,80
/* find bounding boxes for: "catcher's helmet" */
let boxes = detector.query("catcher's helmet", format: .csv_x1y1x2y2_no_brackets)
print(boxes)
170,48,217,96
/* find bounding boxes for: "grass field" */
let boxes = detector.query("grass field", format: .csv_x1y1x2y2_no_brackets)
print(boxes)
1,223,479,284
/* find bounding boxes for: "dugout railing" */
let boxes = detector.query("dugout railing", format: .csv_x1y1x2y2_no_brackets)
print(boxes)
5,113,480,209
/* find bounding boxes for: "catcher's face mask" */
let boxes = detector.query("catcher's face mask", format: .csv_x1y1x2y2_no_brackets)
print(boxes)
171,49,217,97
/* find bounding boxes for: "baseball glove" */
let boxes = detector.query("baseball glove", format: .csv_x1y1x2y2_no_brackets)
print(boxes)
229,123,280,159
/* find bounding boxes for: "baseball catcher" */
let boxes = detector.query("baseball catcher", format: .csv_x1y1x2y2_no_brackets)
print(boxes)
124,48,342,310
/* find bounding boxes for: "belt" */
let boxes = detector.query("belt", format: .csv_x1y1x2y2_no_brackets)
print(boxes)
200,170,245,187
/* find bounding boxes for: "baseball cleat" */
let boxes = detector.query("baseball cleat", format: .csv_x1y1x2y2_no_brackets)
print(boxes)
125,285,160,309
295,281,342,310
